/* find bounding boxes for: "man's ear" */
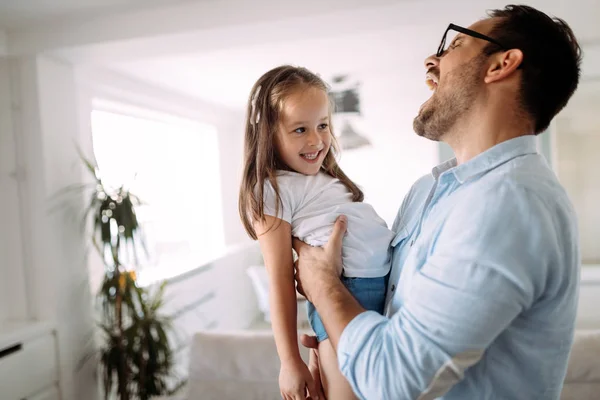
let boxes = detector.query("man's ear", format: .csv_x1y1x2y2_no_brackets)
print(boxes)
484,49,523,84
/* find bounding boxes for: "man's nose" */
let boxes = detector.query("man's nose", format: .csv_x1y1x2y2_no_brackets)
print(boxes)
425,54,439,71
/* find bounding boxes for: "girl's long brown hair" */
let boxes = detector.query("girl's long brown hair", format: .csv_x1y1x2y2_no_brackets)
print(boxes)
239,65,364,240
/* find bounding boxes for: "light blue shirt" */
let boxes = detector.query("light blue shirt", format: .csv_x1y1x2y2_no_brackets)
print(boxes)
337,135,580,400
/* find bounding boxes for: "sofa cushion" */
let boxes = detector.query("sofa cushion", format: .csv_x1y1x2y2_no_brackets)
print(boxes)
186,329,600,400
560,330,600,400
564,330,600,383
188,330,310,400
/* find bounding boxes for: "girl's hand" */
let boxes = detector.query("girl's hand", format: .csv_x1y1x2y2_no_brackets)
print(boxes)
279,358,319,400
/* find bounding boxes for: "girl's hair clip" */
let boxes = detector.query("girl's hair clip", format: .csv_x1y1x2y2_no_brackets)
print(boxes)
250,85,262,125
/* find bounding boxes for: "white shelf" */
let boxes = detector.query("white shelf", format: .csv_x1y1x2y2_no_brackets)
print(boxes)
0,319,59,400
0,320,55,350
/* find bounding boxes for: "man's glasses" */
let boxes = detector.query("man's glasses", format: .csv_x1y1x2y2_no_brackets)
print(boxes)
437,23,508,57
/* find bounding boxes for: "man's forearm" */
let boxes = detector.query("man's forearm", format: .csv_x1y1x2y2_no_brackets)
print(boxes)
310,274,366,349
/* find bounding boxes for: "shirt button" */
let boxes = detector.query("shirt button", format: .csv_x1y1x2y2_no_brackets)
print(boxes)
391,284,396,292
410,240,414,246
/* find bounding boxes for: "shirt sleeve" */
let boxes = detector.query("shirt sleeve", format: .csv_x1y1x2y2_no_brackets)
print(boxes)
262,177,293,224
337,183,553,400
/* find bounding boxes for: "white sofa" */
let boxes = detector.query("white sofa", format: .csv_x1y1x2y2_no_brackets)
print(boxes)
185,330,310,400
561,330,600,399
181,329,600,400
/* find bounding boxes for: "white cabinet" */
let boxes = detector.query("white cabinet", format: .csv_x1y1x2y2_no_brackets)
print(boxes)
0,322,59,400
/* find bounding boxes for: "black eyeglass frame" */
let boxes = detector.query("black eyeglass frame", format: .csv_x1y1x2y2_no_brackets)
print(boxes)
437,23,508,58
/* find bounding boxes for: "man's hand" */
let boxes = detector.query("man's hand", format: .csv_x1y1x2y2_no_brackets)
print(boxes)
293,215,347,302
301,334,325,400
294,215,363,349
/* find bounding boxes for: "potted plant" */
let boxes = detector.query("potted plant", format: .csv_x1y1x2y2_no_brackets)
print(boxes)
71,154,184,400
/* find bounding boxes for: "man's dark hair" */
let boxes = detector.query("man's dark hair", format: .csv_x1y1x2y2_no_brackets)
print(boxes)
484,5,582,134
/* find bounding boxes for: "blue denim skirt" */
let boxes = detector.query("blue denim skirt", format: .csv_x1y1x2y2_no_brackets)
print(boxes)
306,275,387,342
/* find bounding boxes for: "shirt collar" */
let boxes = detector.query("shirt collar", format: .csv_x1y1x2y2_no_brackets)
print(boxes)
432,157,457,180
431,135,539,184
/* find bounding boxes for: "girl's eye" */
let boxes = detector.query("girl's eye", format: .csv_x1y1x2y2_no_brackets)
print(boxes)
293,127,306,134
318,123,329,130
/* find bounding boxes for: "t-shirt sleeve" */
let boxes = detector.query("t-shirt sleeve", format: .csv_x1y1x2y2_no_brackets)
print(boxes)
262,178,293,224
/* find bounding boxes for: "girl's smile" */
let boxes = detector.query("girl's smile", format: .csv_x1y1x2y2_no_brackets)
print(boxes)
275,86,332,176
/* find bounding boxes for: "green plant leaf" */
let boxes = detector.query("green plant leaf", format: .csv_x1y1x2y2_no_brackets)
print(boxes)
77,146,100,180
64,146,183,399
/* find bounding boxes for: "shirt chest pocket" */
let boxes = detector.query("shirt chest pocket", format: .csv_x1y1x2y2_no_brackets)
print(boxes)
391,227,410,248
392,208,422,249
387,227,414,302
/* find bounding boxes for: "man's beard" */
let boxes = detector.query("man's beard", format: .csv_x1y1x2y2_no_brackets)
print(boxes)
413,57,484,141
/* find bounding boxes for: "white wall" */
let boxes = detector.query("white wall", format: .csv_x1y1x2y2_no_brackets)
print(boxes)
0,57,29,323
8,55,98,400
577,280,600,330
336,69,438,226
554,81,600,328
556,129,600,263
0,30,6,55
555,82,600,264
218,112,252,247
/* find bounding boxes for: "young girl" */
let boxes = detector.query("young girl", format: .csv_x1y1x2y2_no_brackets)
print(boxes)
239,65,393,400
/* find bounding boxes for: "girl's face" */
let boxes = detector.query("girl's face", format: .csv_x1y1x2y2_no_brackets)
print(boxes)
275,86,332,176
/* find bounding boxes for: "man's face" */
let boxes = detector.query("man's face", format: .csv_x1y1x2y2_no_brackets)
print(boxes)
413,19,497,141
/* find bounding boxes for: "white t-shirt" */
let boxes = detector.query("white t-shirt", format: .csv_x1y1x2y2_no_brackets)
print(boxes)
263,170,393,278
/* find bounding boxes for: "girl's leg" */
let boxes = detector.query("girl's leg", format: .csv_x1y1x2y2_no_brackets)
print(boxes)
318,338,357,400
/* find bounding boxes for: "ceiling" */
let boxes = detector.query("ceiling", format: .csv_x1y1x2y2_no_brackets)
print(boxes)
0,0,198,30
1,0,596,114
108,24,438,110
106,11,600,112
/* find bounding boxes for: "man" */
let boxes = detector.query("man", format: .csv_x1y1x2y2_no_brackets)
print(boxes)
294,5,582,399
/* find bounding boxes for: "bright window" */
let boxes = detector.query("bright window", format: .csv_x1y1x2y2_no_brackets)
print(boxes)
90,105,225,284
